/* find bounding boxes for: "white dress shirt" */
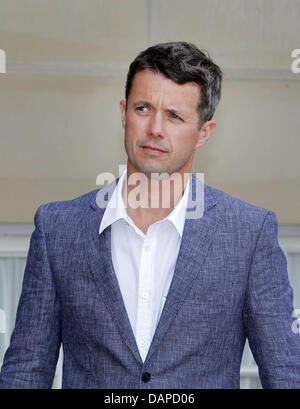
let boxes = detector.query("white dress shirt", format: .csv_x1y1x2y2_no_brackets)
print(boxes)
99,169,190,362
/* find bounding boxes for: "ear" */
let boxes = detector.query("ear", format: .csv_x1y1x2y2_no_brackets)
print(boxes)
195,120,216,149
120,99,127,129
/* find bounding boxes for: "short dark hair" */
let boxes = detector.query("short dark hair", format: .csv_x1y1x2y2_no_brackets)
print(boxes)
125,41,223,128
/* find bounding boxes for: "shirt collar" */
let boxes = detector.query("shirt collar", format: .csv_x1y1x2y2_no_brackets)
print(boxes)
99,169,190,237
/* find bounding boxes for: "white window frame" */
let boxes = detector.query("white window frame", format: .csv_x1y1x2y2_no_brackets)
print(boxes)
0,224,33,257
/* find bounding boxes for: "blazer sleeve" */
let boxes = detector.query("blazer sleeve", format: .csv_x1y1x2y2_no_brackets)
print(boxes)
243,210,300,388
0,205,61,389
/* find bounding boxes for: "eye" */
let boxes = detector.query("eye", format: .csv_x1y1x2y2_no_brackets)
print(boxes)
136,106,148,112
169,112,181,120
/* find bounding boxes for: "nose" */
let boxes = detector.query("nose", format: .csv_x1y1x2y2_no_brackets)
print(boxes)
147,112,164,138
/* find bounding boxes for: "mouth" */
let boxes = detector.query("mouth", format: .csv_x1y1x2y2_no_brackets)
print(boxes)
141,145,166,153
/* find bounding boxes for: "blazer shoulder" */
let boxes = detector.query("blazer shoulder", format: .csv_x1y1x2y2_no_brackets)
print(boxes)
33,189,101,235
39,188,100,214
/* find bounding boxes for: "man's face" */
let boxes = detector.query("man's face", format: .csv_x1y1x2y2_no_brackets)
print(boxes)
120,69,215,177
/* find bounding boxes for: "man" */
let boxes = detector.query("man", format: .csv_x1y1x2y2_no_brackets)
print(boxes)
1,41,300,389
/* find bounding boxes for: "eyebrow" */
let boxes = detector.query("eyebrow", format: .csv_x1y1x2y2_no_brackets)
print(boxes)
132,100,188,118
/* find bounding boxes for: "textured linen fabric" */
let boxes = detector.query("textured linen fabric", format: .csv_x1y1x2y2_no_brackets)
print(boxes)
1,174,300,389
99,169,190,361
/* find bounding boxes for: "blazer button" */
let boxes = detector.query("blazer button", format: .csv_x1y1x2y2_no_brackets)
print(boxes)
142,372,151,383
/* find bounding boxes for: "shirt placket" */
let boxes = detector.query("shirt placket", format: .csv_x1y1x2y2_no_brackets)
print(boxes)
135,228,157,362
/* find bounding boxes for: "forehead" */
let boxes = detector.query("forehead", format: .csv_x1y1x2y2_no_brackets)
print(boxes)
129,69,200,114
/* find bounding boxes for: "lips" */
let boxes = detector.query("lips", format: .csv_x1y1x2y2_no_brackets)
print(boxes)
142,145,166,152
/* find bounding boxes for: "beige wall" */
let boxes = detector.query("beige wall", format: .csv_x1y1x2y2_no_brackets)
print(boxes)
0,0,299,223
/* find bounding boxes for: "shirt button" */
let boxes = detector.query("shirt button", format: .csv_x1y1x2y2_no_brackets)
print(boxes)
142,372,151,383
142,292,149,299
144,245,151,252
139,340,146,348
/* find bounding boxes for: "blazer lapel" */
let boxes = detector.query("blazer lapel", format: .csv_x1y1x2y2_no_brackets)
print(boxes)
84,179,143,365
144,174,220,363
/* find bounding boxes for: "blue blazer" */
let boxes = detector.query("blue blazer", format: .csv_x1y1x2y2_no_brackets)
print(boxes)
1,174,300,389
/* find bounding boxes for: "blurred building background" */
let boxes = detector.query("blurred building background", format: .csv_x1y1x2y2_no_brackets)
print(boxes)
0,0,299,389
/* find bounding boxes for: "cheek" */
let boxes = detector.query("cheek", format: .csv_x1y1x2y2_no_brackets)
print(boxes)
125,118,145,141
170,130,198,156
124,121,143,156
